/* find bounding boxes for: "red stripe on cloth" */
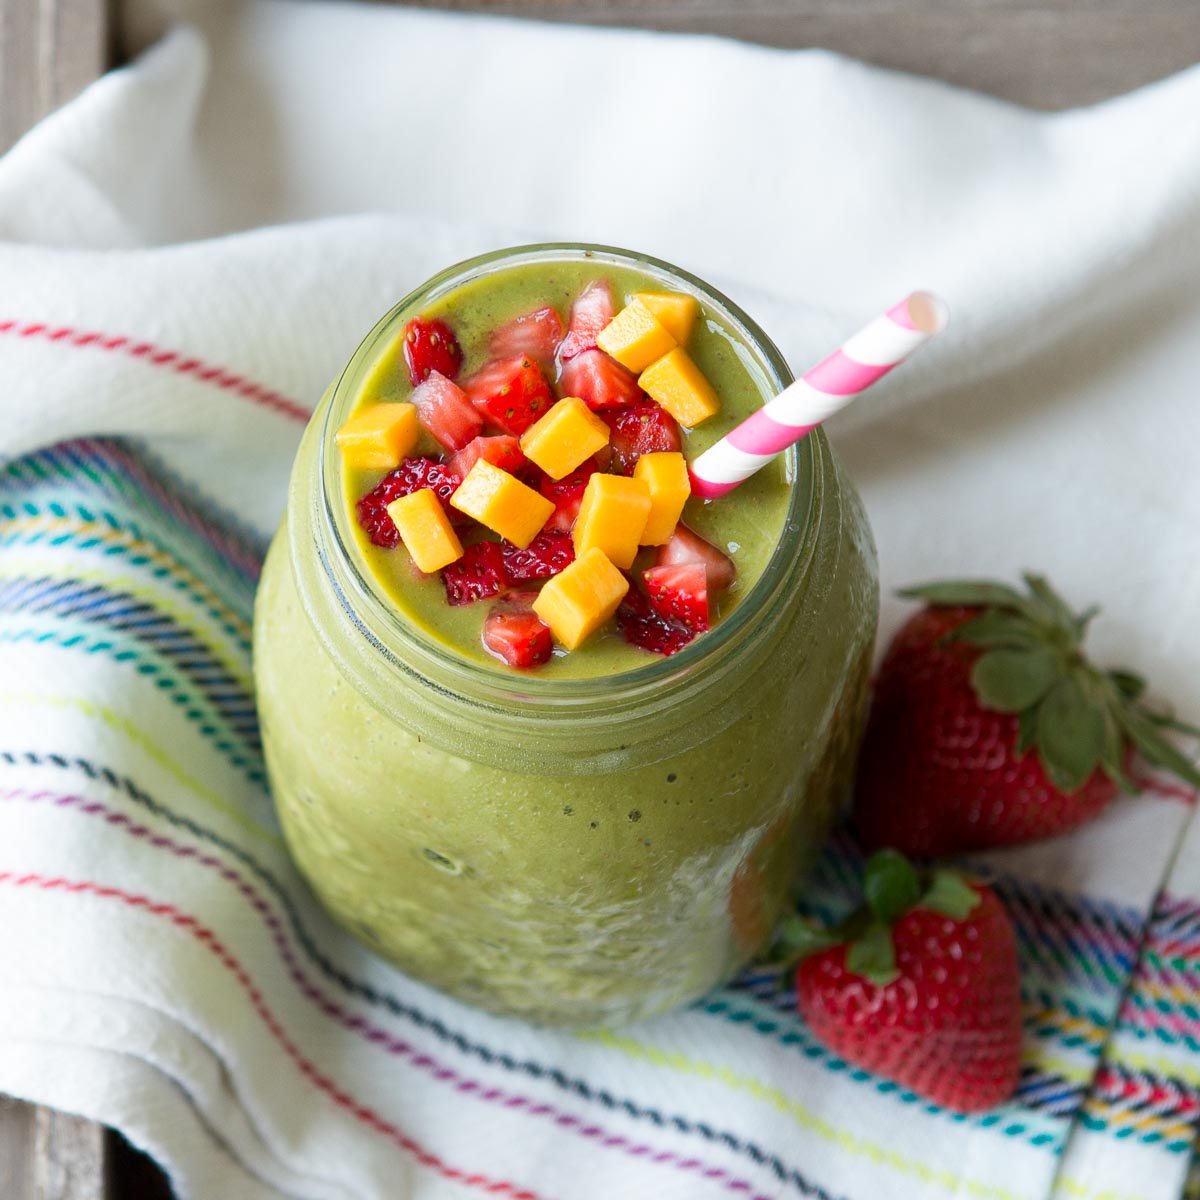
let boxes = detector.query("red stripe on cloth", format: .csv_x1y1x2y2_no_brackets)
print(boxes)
1129,771,1197,806
0,319,311,424
0,869,546,1200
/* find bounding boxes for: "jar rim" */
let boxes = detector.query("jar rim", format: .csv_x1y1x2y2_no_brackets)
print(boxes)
317,242,817,709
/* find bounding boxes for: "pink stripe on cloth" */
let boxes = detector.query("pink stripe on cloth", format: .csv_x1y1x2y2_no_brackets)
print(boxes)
803,349,895,396
728,410,818,457
0,318,311,424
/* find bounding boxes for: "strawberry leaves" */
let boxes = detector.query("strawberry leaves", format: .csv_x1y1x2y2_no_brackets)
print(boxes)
1037,674,1108,792
970,647,1057,712
907,572,1200,793
770,852,982,988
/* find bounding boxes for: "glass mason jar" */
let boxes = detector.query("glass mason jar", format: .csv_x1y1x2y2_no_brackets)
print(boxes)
253,245,879,1028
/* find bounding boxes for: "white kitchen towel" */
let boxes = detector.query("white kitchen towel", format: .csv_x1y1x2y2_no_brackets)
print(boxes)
0,3,1198,1199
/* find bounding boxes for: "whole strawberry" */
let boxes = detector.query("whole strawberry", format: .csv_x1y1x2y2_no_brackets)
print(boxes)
786,850,1022,1113
854,575,1200,857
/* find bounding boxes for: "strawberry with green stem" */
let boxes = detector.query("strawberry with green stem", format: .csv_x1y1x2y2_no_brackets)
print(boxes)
778,849,1023,1114
854,574,1200,857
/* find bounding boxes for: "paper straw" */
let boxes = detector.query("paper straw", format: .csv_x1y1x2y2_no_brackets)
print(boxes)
688,292,949,499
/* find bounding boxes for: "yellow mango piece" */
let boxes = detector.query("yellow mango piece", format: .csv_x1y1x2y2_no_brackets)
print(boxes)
450,459,554,549
631,292,699,345
335,402,419,470
572,474,651,570
596,301,677,373
386,489,463,573
639,348,721,428
519,397,610,480
633,452,692,545
533,547,630,651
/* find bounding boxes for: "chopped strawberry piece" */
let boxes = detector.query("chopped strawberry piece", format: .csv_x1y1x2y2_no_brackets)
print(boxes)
483,592,553,668
501,531,575,582
449,435,528,480
560,349,642,412
605,402,682,474
441,540,509,606
558,280,615,361
539,459,598,533
356,458,464,548
616,588,695,657
490,306,564,363
656,523,737,593
410,371,483,451
464,356,554,436
403,317,464,385
643,562,709,632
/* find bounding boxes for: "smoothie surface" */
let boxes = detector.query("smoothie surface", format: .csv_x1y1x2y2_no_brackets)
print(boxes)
338,255,794,678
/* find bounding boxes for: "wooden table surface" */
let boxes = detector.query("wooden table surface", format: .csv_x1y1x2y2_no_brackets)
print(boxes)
2,0,1197,1195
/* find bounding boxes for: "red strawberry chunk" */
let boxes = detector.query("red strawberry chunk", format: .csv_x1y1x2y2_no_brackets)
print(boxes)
411,371,483,451
489,306,564,363
558,280,614,361
501,531,575,583
356,457,464,548
449,435,528,480
643,562,709,632
403,317,464,385
560,349,642,412
483,592,553,669
464,356,554,436
616,588,696,657
656,524,737,593
605,402,682,474
539,459,598,533
441,540,508,606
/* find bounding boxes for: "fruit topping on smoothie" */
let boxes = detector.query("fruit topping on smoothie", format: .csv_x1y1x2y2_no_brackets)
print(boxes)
440,540,508,606
558,280,614,360
334,402,419,470
403,318,464,385
410,372,481,451
489,306,563,364
357,457,464,548
463,355,554,435
482,592,553,668
338,278,749,670
604,402,681,474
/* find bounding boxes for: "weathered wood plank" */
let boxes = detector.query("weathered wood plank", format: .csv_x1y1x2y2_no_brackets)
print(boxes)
0,1096,111,1200
392,0,1200,108
35,1108,109,1200
0,0,115,1184
0,0,110,154
0,1095,38,1199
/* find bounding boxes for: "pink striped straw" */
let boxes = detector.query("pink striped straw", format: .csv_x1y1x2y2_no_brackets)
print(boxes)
688,292,949,499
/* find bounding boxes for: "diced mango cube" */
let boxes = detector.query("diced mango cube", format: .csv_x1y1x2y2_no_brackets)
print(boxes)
639,348,721,428
533,547,630,650
596,301,677,373
335,403,419,469
386,489,463,573
572,474,651,570
450,459,554,549
519,397,610,480
633,452,691,545
631,292,698,345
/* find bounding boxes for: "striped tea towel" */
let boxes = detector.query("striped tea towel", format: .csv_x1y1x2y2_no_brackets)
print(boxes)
2,3,1200,1197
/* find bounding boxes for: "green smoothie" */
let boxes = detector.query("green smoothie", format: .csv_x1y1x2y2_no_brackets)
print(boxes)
253,245,879,1026
339,259,791,676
